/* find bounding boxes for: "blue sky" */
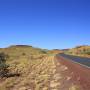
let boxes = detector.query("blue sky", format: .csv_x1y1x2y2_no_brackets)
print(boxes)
0,0,90,49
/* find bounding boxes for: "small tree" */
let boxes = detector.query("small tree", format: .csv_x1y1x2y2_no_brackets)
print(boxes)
0,52,9,77
22,52,26,56
41,50,47,54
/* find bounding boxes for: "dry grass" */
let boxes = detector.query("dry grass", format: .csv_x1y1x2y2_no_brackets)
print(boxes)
0,55,56,90
65,45,90,58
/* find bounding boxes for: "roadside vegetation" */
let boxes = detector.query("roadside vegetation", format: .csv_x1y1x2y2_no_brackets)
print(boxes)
65,45,90,58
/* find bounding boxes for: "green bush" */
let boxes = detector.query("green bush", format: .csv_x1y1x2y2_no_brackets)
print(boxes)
86,51,90,55
0,53,9,77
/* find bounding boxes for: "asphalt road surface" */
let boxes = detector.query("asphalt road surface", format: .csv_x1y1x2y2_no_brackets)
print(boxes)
57,53,90,68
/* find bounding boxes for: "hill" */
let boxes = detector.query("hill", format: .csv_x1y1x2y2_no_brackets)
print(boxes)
0,45,54,90
65,45,90,57
48,49,62,54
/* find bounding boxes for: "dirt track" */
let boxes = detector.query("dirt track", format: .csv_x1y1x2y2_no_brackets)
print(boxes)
55,55,90,90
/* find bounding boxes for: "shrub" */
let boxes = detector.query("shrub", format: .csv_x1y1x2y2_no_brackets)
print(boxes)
0,53,9,77
41,50,47,54
22,52,26,56
85,51,90,55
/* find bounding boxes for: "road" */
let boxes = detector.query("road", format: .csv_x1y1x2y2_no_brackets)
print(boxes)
57,53,90,68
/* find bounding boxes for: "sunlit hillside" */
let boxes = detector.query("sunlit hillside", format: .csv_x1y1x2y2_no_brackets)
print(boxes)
65,45,90,58
0,45,54,90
